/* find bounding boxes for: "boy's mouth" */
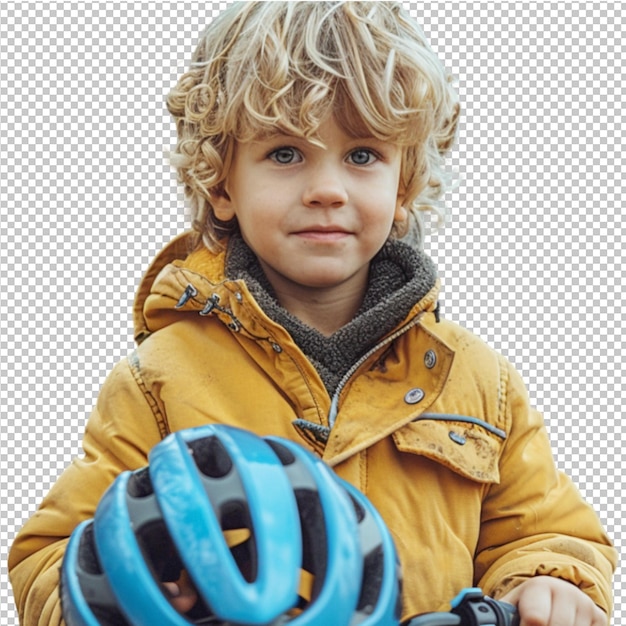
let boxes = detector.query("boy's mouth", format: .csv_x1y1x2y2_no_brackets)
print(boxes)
292,226,352,241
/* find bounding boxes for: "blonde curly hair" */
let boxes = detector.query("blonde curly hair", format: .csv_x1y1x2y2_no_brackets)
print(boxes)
166,1,459,251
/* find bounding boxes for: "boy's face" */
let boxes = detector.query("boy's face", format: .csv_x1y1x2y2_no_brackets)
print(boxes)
213,116,406,301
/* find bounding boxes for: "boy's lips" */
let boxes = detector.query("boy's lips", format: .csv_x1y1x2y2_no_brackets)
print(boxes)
292,227,352,241
292,224,352,237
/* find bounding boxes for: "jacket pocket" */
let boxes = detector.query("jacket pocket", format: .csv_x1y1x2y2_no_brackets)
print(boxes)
392,413,505,484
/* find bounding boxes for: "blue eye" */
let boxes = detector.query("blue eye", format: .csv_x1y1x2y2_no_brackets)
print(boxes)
349,149,377,165
269,147,301,164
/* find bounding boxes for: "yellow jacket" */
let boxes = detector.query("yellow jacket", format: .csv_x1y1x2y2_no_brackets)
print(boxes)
9,233,616,624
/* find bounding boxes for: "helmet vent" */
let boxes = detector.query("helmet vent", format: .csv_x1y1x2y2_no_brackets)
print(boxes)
137,520,184,583
220,500,257,583
347,492,366,523
356,545,384,615
294,490,328,604
77,522,103,575
91,605,131,626
265,439,297,466
188,435,234,477
126,467,154,498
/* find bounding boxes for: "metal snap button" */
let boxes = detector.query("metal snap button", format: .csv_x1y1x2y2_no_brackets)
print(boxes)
424,349,437,369
404,388,425,404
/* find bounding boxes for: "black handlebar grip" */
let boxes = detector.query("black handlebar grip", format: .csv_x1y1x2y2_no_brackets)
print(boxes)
403,588,520,626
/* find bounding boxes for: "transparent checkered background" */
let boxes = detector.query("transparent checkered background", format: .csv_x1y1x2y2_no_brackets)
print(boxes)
0,2,623,623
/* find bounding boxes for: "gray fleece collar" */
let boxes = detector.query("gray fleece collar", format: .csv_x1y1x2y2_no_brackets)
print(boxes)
225,235,437,395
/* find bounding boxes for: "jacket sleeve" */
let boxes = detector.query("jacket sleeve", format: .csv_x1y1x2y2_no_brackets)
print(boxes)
474,358,617,615
8,357,163,626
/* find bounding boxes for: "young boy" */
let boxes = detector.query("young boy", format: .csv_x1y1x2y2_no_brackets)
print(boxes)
9,2,616,624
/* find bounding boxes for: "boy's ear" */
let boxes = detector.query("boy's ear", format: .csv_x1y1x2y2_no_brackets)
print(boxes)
210,188,236,221
394,194,409,223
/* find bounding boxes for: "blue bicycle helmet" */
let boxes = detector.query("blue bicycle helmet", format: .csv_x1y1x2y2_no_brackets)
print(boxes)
61,424,402,626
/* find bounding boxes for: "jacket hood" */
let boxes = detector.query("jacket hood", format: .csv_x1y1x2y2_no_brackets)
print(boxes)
132,231,224,344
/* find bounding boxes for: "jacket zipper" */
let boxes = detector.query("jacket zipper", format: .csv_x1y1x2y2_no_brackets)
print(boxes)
327,311,427,429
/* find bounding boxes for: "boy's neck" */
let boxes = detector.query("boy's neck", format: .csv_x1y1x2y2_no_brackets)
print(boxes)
273,288,364,337
259,254,369,337
259,263,369,336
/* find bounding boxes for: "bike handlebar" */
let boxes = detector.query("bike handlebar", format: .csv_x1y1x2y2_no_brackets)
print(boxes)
403,588,520,626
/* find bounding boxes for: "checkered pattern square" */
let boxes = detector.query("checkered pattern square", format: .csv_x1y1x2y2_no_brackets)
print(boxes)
1,3,623,622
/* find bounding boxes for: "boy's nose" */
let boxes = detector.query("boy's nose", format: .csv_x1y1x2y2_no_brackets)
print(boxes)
302,168,348,209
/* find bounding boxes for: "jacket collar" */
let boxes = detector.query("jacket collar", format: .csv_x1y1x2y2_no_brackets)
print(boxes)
133,231,441,348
